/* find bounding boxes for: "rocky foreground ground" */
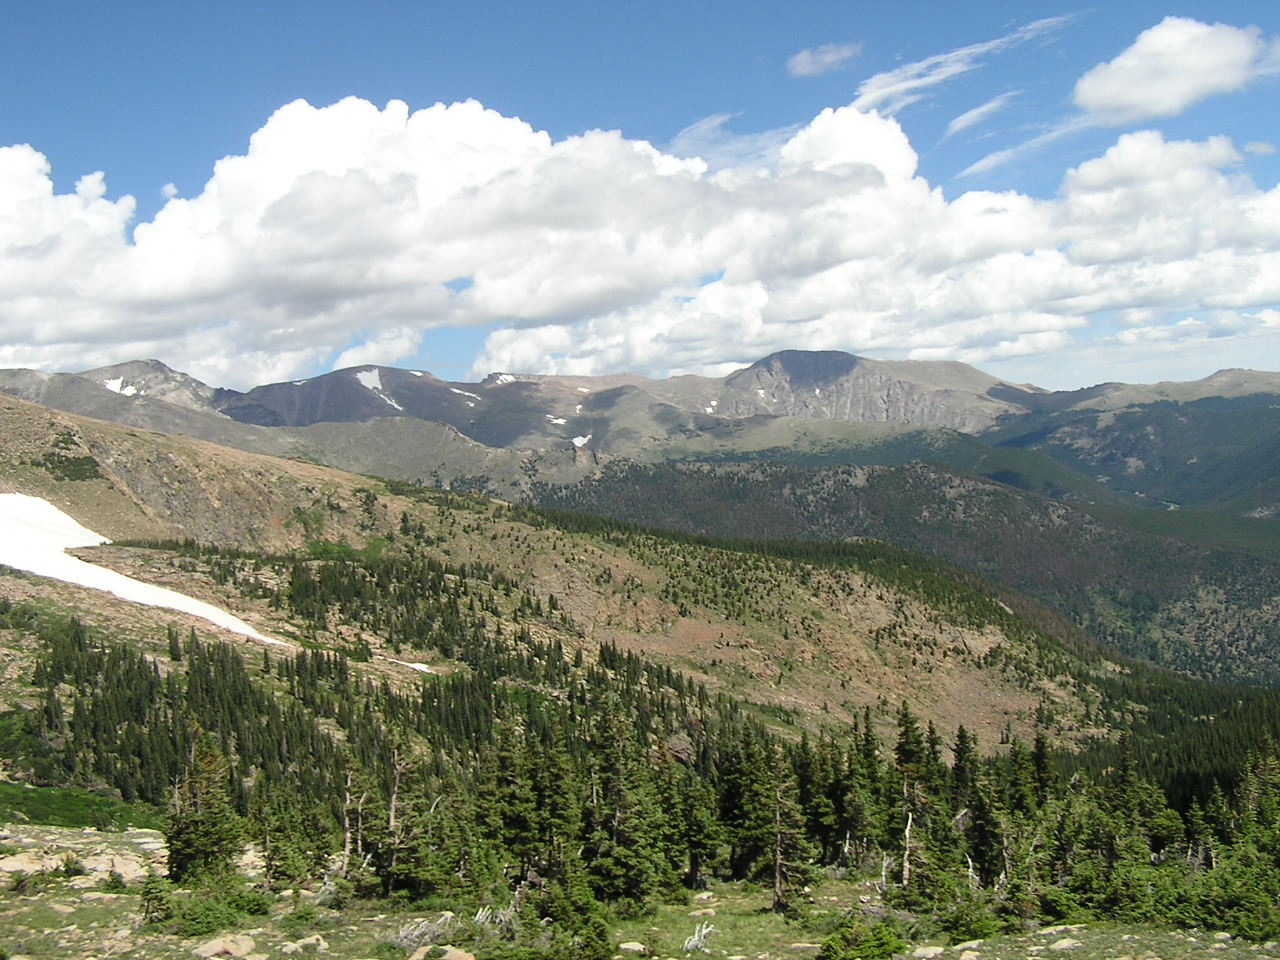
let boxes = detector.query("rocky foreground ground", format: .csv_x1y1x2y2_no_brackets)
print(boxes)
2,821,1278,960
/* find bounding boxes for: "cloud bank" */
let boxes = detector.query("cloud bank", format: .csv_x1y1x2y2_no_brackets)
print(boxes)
0,21,1278,391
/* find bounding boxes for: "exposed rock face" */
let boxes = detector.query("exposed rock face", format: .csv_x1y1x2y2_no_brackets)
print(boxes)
79,359,224,413
0,824,168,885
715,351,1037,432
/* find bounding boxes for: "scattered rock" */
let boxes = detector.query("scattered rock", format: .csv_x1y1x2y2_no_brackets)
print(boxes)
49,903,75,914
1048,938,1082,952
912,948,945,959
1215,933,1234,941
955,940,984,950
1039,925,1085,937
281,933,329,954
408,942,475,960
693,891,715,901
618,943,648,954
789,945,821,951
409,948,477,960
959,950,980,960
689,907,716,917
193,934,255,958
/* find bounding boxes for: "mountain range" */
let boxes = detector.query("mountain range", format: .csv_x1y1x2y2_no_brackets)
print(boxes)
4,349,1280,692
5,350,1280,513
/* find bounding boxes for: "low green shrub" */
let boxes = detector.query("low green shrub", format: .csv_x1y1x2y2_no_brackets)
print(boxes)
819,916,908,960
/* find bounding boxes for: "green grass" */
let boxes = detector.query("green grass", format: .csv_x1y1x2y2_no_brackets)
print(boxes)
0,782,164,830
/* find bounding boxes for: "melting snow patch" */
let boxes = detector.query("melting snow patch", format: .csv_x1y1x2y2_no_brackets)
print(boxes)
814,387,821,396
546,416,567,425
355,367,402,411
450,387,482,400
410,370,424,377
575,404,582,414
101,378,138,396
576,387,590,393
756,389,767,398
0,494,284,645
355,368,383,392
494,373,516,385
572,435,592,448
384,657,435,674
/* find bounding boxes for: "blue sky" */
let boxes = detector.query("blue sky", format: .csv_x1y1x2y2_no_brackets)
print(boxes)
2,1,1279,389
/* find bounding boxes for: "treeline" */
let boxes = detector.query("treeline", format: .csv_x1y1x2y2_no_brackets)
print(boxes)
5,588,1280,953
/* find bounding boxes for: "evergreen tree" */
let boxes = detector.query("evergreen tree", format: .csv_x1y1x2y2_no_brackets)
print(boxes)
167,735,244,883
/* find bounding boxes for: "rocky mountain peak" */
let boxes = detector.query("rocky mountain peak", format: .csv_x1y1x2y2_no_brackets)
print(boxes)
77,359,221,413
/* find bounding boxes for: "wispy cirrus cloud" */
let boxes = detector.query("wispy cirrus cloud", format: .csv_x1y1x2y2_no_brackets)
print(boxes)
667,112,803,170
959,115,1091,177
944,92,1020,139
787,42,863,78
853,15,1072,115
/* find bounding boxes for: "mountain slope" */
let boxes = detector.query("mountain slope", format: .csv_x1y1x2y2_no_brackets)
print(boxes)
0,390,1143,746
537,459,1280,685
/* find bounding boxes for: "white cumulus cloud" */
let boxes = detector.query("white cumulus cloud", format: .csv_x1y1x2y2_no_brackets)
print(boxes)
0,89,1278,392
1074,16,1276,124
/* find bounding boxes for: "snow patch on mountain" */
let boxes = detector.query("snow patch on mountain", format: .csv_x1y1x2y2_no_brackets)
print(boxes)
355,368,383,392
0,494,283,645
101,378,138,396
355,368,403,411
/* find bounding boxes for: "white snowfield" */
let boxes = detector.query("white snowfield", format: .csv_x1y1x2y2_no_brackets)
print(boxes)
383,656,435,674
0,494,284,645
